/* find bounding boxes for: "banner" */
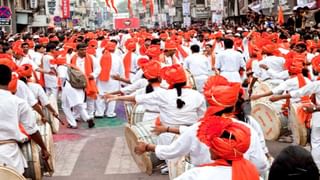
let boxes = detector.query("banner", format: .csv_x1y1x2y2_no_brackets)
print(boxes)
30,0,38,9
62,0,70,19
114,18,140,29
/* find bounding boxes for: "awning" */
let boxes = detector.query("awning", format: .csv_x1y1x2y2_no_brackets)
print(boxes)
294,1,317,10
248,1,262,14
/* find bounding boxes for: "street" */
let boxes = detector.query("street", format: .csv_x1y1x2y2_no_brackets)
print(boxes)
44,103,292,180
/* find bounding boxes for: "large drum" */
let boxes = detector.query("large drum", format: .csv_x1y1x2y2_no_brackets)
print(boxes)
289,103,309,146
129,104,145,126
0,165,26,180
124,120,164,175
251,102,288,141
168,155,193,180
48,94,60,134
20,140,42,180
124,102,134,123
34,111,42,125
251,80,283,106
39,122,55,176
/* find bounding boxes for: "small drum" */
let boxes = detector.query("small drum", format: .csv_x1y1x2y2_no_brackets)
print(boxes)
48,94,60,134
289,103,308,146
251,102,288,141
0,165,26,180
185,70,197,90
124,102,134,123
39,123,55,176
129,104,145,126
168,155,193,180
124,120,164,175
20,141,42,180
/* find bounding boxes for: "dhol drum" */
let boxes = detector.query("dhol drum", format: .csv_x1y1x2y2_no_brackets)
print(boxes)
20,140,42,180
124,120,164,175
289,103,309,146
185,70,197,90
0,165,26,180
39,122,55,176
168,154,193,180
129,104,145,126
251,80,283,106
48,94,60,134
251,102,288,141
124,102,134,123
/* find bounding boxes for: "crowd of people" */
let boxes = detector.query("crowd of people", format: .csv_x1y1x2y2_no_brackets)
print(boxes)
0,18,320,179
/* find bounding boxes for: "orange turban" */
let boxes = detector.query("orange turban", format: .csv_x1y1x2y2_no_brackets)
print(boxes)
137,58,149,68
291,34,300,44
146,45,161,59
160,64,187,88
159,33,168,40
86,47,96,55
125,39,136,51
285,58,304,75
88,39,98,48
17,64,33,78
197,116,259,180
215,31,223,38
262,44,280,55
141,60,161,80
203,76,241,116
0,58,17,71
39,37,49,45
312,55,320,73
49,36,59,42
13,47,25,56
165,40,176,50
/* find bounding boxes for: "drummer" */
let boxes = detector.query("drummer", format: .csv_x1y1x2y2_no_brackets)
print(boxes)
134,76,269,175
0,63,50,175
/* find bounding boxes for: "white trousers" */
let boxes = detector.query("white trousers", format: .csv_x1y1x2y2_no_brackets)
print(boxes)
62,103,90,127
311,112,320,172
95,95,116,117
45,87,58,99
193,75,209,93
86,97,95,118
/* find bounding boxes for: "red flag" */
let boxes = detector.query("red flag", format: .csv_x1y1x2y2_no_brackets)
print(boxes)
105,0,110,7
142,0,147,10
111,0,118,13
62,0,70,19
149,0,154,16
128,0,133,17
277,6,284,26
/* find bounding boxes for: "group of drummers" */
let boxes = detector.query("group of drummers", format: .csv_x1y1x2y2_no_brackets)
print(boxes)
0,25,320,180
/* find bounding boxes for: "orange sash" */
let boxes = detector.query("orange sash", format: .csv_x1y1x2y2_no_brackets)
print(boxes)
123,51,132,79
99,51,112,81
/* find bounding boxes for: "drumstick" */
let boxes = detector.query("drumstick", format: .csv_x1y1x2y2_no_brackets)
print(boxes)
55,115,65,125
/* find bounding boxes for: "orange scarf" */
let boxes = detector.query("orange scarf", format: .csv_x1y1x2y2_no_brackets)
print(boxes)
123,51,132,79
70,54,98,99
99,51,112,81
296,74,312,128
176,45,188,59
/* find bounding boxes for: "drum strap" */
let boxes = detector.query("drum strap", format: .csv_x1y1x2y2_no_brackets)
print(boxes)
0,140,17,145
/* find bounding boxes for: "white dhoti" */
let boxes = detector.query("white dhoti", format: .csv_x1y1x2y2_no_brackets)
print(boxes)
0,143,27,174
96,79,120,117
193,75,209,93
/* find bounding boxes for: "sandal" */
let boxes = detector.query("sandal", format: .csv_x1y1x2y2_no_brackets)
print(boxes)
67,124,78,129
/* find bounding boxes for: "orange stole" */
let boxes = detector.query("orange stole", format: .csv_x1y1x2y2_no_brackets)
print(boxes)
70,54,98,99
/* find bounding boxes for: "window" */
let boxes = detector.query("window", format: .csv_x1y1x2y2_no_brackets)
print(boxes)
196,0,205,4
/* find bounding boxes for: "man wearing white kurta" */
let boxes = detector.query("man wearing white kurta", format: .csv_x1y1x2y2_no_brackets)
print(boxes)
42,43,59,98
215,39,246,83
0,64,49,174
184,44,211,92
96,46,124,118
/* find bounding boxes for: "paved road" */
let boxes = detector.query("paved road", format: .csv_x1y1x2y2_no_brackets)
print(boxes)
43,103,292,180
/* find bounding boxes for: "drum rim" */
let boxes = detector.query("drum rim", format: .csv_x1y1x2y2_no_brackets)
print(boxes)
130,104,146,126
40,123,55,175
48,94,60,134
251,102,283,140
124,125,153,175
0,165,26,180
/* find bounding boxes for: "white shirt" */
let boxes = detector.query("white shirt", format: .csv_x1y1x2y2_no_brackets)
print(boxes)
76,55,101,79
27,82,50,106
135,88,206,126
31,51,43,66
253,56,285,80
120,78,148,95
16,80,38,107
175,166,232,180
14,56,38,70
215,49,245,72
272,76,311,103
184,53,211,76
43,54,58,88
0,89,38,174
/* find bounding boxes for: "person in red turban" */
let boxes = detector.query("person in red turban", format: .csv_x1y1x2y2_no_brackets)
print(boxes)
146,45,161,61
123,39,137,79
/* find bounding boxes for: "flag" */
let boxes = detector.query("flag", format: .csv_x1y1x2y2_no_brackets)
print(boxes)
111,0,118,13
149,0,154,16
128,0,133,17
277,6,284,26
142,0,147,10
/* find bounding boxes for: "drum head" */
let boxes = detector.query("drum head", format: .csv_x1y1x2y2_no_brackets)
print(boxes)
0,166,26,180
124,125,153,175
289,103,308,146
185,70,196,90
49,94,60,134
130,105,145,126
40,123,55,176
251,103,282,140
124,102,134,123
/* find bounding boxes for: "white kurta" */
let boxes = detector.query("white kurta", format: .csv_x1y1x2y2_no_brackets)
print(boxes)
253,56,285,81
0,89,38,174
120,78,148,95
42,54,58,88
16,80,38,107
27,82,50,106
174,166,232,180
290,81,320,171
184,53,211,92
215,49,246,83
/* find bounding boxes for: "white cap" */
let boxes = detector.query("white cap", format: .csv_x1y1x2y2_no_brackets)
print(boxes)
8,38,14,42
237,27,243,31
33,35,40,39
226,30,233,34
235,33,241,37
